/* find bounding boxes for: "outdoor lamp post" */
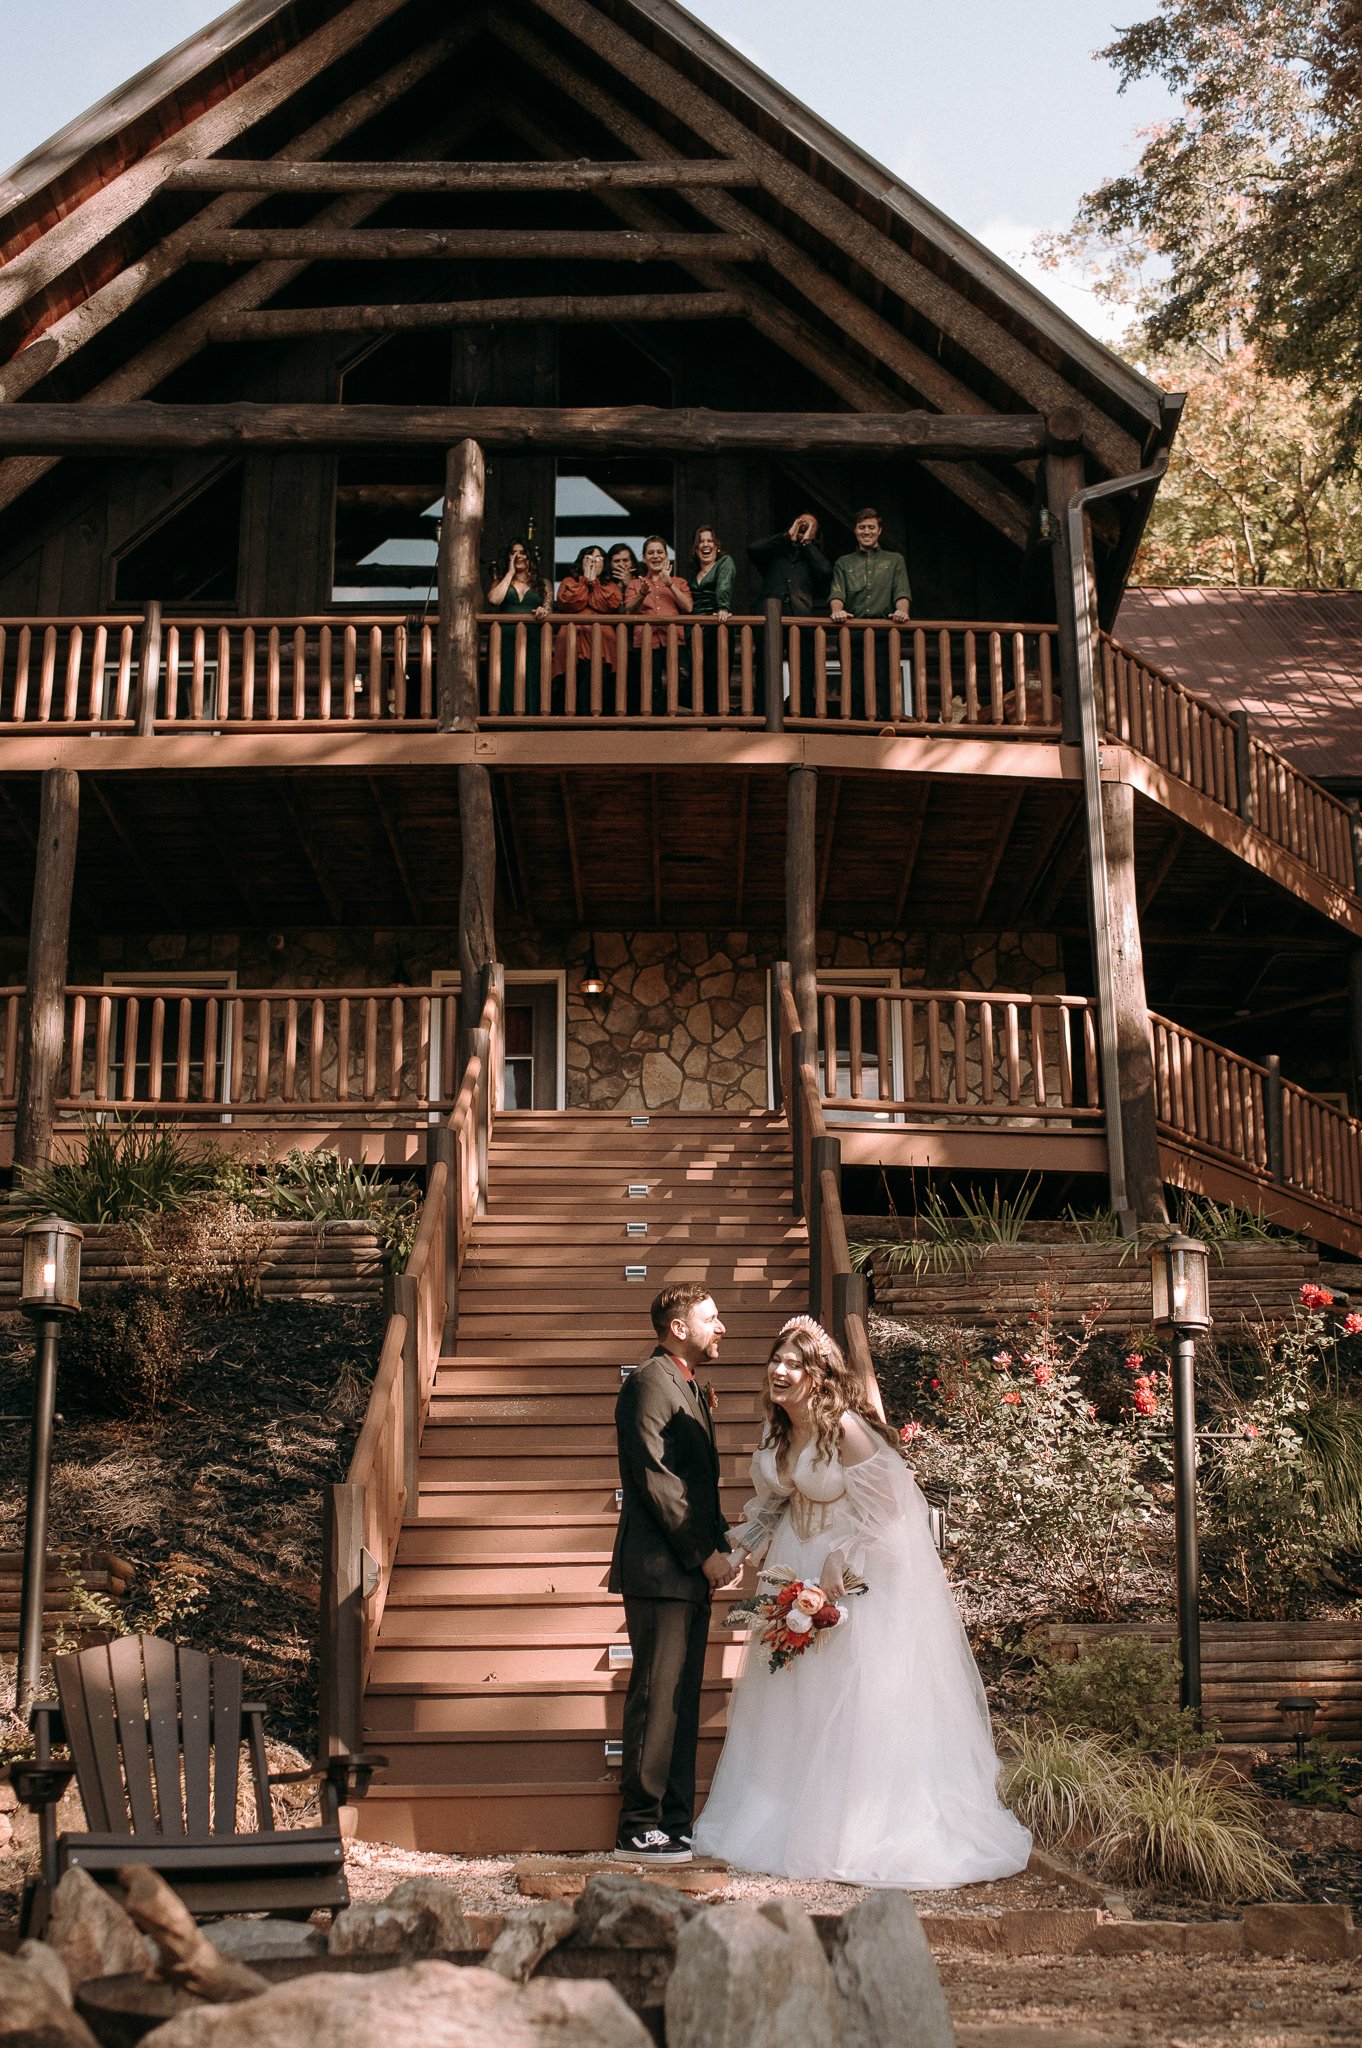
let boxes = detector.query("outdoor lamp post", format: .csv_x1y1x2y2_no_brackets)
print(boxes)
1149,1229,1211,1720
1276,1694,1320,1767
15,1215,82,1715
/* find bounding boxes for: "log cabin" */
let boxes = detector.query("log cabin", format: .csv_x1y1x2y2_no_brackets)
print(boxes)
2,0,1360,1850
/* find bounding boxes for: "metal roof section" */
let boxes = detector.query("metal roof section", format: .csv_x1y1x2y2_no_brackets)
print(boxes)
1117,586,1362,782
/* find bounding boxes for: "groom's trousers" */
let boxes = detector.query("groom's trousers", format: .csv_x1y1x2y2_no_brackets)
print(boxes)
618,1595,710,1839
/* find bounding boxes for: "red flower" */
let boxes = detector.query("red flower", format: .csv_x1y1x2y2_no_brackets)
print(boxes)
929,1378,940,1390
1002,1390,1021,1406
1087,1404,1098,1419
899,1422,922,1443
1243,1423,1259,1438
1033,1364,1053,1385
991,1351,1013,1369
1300,1283,1335,1310
776,1584,799,1611
811,1605,841,1629
1343,1313,1362,1336
1124,1352,1144,1371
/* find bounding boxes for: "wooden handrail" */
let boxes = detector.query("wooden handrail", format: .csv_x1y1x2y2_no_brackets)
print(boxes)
322,974,502,1740
774,960,882,1415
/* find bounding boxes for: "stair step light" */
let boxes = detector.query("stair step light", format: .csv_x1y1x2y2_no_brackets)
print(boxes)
604,1740,624,1765
627,1184,649,1198
625,1264,648,1281
630,1116,650,1127
607,1644,633,1668
626,1220,648,1237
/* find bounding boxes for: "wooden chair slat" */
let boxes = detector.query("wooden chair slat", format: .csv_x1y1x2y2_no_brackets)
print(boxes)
211,1654,243,1835
53,1653,115,1833
244,1707,275,1834
143,1636,186,1837
80,1650,133,1836
177,1647,214,1837
107,1637,157,1836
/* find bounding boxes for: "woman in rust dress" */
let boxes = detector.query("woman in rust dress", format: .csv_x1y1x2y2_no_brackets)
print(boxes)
553,544,623,711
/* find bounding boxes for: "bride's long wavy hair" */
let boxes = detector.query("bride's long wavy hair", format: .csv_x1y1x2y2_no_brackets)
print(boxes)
761,1321,900,1471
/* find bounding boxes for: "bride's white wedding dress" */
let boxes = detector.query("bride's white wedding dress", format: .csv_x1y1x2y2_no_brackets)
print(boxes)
693,1421,1032,1886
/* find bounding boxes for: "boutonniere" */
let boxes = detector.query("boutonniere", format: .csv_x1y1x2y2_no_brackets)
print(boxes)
704,1382,718,1416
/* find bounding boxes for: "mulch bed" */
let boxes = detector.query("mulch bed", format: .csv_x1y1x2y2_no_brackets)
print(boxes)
0,1298,380,1746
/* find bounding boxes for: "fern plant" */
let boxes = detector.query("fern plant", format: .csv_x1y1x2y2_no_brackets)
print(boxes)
851,1178,1040,1281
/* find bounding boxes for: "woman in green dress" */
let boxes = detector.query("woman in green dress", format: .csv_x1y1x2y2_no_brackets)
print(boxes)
487,537,550,714
690,525,737,713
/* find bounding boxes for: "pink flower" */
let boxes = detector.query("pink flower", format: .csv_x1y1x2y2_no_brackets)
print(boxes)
1002,1390,1021,1406
1087,1404,1098,1419
899,1422,922,1444
991,1351,1013,1369
1243,1423,1259,1438
1343,1313,1362,1336
1300,1283,1335,1310
1032,1364,1053,1385
1124,1352,1144,1371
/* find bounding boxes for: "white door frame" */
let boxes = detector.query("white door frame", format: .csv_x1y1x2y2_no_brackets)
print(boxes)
429,969,567,1111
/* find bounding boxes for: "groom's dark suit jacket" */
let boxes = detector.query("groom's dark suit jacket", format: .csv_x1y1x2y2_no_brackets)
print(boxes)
610,1348,729,1602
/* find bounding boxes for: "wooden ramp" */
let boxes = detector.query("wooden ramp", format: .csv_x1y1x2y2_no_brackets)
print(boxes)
359,1111,805,1854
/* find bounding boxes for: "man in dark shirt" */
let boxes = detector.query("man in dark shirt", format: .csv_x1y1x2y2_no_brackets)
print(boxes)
610,1283,734,1864
747,514,832,715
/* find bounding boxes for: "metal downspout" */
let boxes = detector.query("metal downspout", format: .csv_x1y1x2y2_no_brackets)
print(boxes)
1066,451,1170,1232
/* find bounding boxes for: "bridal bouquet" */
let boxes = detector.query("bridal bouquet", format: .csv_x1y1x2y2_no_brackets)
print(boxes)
722,1564,869,1673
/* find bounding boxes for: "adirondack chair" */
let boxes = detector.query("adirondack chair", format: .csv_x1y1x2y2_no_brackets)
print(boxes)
9,1634,382,1936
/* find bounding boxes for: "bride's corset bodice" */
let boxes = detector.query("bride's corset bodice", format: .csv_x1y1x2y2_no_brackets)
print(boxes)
754,1440,850,1543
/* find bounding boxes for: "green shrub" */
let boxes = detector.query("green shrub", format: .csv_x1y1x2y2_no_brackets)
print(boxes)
58,1283,189,1417
1091,1760,1299,1901
13,1118,221,1223
1296,1395,1362,1549
266,1149,420,1269
852,1178,1039,1279
1271,1739,1357,1811
1030,1637,1212,1752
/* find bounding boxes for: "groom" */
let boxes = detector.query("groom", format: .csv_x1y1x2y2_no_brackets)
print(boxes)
610,1283,735,1864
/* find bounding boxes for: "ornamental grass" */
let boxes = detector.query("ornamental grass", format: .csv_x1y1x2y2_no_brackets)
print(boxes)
997,1724,1130,1846
1089,1758,1300,1902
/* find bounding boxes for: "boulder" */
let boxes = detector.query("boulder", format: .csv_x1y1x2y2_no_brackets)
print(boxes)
329,1877,480,1959
828,1891,956,2048
45,1868,151,1989
0,1953,99,2048
15,1941,73,2007
482,1900,577,1982
203,1920,326,1964
137,1960,654,2047
574,1872,703,1950
665,1902,843,2048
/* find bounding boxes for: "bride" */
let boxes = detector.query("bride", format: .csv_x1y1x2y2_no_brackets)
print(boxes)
694,1316,1031,1887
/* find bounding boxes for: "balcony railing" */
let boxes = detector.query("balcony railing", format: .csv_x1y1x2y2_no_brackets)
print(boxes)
2,609,1356,918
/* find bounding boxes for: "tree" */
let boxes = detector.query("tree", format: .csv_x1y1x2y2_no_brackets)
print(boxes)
1132,338,1362,585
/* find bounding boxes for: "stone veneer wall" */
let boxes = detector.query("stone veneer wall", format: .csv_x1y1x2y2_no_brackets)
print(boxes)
47,925,1063,1117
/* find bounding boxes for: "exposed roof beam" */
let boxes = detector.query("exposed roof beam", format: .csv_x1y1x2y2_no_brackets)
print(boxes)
365,773,421,922
0,26,480,405
184,228,763,264
279,779,344,922
0,0,413,325
213,291,746,340
971,784,1026,922
166,156,749,194
529,0,1145,473
559,774,585,924
0,403,1054,457
492,55,1034,547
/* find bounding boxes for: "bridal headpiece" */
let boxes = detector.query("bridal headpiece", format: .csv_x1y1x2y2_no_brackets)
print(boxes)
778,1314,834,1348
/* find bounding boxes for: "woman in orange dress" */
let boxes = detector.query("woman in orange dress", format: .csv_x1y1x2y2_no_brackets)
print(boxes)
625,535,692,711
553,545,623,708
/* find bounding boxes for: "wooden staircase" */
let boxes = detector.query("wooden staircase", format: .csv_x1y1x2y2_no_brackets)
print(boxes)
358,1110,807,1854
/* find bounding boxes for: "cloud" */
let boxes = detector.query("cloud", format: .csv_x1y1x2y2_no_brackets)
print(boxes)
974,214,1132,346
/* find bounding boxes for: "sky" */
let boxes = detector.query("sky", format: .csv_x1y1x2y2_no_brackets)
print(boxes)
0,0,1176,339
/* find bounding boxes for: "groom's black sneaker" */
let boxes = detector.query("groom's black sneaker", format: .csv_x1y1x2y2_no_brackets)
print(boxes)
614,1828,692,1865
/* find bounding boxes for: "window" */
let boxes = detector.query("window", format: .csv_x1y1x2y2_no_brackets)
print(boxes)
819,968,904,1123
429,972,565,1112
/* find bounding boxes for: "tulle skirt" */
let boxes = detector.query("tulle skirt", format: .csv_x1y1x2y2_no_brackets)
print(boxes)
693,1468,1032,1887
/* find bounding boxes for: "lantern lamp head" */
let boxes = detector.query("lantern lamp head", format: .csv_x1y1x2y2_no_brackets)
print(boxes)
19,1214,83,1318
579,947,607,999
1276,1694,1319,1741
1149,1229,1211,1335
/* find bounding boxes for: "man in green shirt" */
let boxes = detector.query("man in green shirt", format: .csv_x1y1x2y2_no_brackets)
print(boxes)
829,508,911,719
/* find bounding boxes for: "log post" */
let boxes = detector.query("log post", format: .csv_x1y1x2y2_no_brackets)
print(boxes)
428,1120,459,1348
1101,781,1169,1227
13,769,79,1178
1348,801,1362,898
789,1026,806,1218
764,597,785,732
135,603,162,736
457,762,497,1063
1347,952,1362,1117
1045,443,1085,746
1265,1054,1285,1182
319,1483,365,1761
394,1270,420,1511
786,764,818,1059
439,438,485,733
809,1133,840,1323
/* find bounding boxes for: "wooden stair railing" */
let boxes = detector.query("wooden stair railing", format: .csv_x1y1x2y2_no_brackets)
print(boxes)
773,963,881,1411
320,970,503,1759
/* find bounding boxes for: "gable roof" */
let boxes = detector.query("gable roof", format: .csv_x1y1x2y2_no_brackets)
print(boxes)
1116,586,1362,785
0,0,1176,564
